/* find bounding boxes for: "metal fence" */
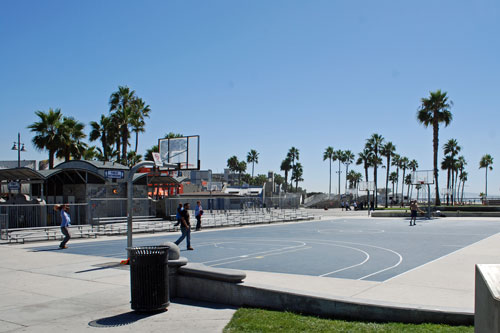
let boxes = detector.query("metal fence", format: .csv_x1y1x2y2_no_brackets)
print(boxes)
88,198,156,223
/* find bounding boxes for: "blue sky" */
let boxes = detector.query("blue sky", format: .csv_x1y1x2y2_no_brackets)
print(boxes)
1,0,499,196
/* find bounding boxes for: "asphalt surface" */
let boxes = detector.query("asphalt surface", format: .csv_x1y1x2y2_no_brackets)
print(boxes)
30,216,500,282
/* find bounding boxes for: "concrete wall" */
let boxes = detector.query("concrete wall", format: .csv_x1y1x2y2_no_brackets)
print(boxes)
175,275,473,325
475,264,500,333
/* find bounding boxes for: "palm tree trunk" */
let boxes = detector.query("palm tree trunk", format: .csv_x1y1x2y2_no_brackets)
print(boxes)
385,157,390,208
329,159,332,198
338,160,341,195
433,119,441,205
461,180,465,202
485,168,488,199
401,170,405,207
252,162,255,178
395,168,399,203
446,169,450,206
49,150,55,169
135,131,139,153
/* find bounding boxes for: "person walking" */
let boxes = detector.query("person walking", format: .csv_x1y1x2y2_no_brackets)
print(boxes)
58,204,71,249
174,203,183,227
409,200,424,226
175,203,193,250
195,201,203,231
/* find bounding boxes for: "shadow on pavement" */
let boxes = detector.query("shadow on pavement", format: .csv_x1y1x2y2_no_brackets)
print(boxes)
88,310,164,328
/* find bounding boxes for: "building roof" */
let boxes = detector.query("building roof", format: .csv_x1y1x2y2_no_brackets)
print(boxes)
56,160,128,171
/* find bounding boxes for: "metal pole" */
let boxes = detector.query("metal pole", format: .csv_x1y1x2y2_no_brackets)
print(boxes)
17,133,21,168
127,161,154,248
427,184,431,219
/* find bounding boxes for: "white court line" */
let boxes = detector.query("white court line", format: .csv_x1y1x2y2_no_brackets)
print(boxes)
211,246,313,266
201,241,307,265
318,245,370,277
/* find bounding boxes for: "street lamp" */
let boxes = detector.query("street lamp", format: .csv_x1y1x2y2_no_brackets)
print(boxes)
11,132,26,168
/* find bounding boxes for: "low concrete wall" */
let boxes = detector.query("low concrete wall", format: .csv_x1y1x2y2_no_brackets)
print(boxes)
371,211,500,218
475,264,500,332
176,274,473,325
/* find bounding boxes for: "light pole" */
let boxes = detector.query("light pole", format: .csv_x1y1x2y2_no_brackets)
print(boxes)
11,132,26,168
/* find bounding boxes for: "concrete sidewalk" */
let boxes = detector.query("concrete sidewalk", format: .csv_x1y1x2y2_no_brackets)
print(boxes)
1,215,499,331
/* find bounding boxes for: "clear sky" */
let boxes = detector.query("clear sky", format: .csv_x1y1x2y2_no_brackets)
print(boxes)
1,0,499,197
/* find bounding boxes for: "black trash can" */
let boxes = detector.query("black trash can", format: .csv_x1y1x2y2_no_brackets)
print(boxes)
127,246,170,311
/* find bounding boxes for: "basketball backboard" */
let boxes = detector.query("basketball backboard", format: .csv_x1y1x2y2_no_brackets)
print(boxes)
358,181,375,191
158,135,200,170
411,170,434,185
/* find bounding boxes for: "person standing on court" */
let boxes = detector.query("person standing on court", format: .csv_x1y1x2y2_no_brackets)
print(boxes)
195,201,203,231
57,204,71,249
175,203,193,250
409,200,424,226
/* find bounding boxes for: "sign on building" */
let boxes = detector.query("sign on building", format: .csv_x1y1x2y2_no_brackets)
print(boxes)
104,170,124,179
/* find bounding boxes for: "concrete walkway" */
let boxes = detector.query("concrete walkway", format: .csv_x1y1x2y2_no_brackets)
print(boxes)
1,212,499,331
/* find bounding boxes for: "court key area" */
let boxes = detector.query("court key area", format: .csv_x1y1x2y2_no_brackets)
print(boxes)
31,217,500,282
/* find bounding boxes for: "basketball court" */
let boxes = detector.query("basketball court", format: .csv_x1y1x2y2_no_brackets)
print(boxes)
29,215,500,282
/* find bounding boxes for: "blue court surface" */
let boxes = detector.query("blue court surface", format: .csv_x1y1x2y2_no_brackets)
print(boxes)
30,217,500,282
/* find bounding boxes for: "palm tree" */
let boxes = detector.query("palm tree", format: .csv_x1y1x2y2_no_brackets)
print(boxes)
131,98,151,153
456,156,467,203
323,146,335,198
405,174,413,203
56,116,87,161
334,149,344,195
109,86,137,162
391,154,401,203
443,139,461,204
417,90,453,205
346,170,363,189
81,146,99,161
441,155,455,205
89,115,114,162
237,161,247,185
145,145,159,161
291,163,304,191
389,171,398,205
28,108,63,169
381,142,396,207
479,154,494,200
247,149,259,178
408,159,419,201
366,134,384,207
460,171,468,203
356,148,373,200
399,157,409,206
342,150,355,193
287,147,299,190
280,157,292,193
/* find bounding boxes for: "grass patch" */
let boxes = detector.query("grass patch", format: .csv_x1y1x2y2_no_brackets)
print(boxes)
223,308,473,333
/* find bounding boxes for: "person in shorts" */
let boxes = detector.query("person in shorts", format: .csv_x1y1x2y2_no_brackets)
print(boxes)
409,200,423,226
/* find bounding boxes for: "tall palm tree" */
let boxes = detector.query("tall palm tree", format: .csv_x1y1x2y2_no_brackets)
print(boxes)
417,90,453,205
334,149,344,195
109,86,137,162
287,147,299,190
399,156,409,206
145,145,159,161
357,148,373,200
443,139,461,204
389,171,398,204
456,156,467,203
247,149,259,178
131,98,151,153
408,159,419,201
459,171,468,202
381,141,396,207
342,150,355,192
366,133,384,207
441,155,455,205
28,108,63,169
280,157,292,193
479,154,494,200
391,154,401,202
291,163,304,191
323,146,335,198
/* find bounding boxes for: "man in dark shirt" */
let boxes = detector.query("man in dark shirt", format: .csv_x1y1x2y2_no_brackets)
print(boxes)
174,203,193,250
